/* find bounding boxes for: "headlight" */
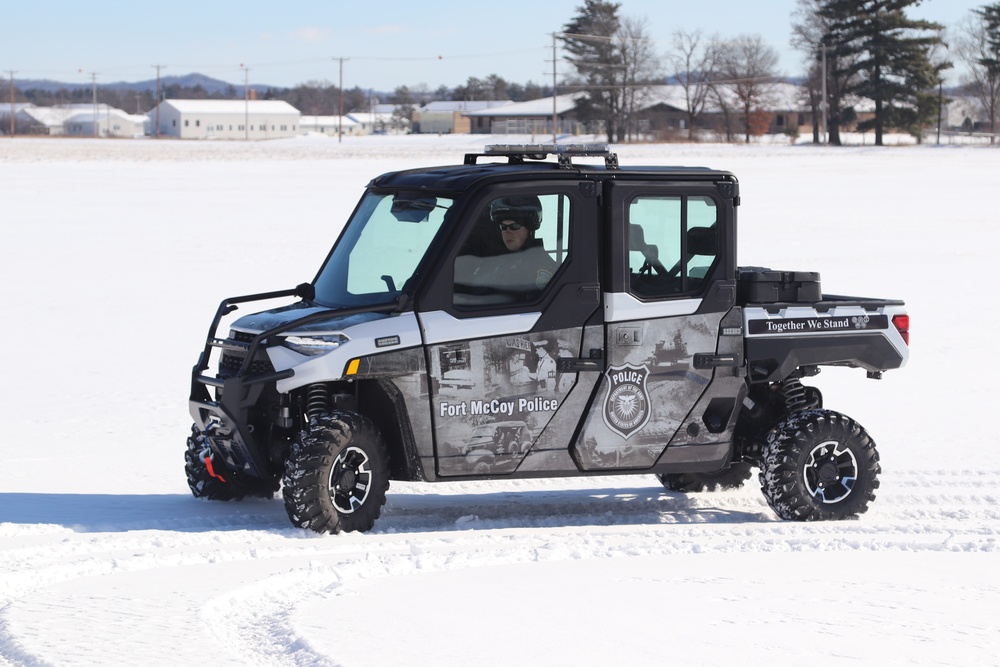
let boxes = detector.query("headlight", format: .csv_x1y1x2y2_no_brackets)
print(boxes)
281,334,347,356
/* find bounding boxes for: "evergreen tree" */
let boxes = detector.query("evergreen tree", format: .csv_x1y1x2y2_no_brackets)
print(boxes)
792,0,863,145
561,1,660,142
978,2,1000,71
562,1,624,142
819,0,946,145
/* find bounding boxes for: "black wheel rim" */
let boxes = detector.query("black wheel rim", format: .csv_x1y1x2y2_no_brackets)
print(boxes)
804,439,858,504
329,446,372,514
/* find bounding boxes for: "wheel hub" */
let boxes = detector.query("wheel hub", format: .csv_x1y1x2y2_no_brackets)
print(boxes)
337,468,357,490
804,440,858,503
328,446,372,514
816,458,840,485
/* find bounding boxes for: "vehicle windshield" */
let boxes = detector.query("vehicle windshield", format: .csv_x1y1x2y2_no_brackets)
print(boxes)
313,191,453,307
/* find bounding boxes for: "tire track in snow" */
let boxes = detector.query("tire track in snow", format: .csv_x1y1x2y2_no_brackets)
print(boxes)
2,471,998,666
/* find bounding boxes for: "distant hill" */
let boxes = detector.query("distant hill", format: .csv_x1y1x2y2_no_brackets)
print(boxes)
15,73,282,95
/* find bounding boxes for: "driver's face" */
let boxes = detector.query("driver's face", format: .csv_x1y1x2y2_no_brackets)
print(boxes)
500,220,529,251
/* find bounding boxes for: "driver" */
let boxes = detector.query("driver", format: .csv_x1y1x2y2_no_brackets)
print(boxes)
483,195,557,296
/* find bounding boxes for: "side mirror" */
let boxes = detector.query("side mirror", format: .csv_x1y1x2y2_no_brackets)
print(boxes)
295,282,315,300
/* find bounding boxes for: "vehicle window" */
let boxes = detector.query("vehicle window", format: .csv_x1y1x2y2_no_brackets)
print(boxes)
454,193,572,307
312,192,452,307
627,195,718,298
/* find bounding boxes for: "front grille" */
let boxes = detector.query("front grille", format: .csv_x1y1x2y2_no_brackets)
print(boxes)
219,331,275,377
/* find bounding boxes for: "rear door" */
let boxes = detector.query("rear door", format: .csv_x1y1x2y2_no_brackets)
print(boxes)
416,182,603,477
571,180,745,472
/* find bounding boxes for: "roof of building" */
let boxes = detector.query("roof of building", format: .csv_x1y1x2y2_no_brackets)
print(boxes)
462,93,585,118
158,99,300,115
0,103,35,114
64,108,149,124
300,115,360,127
346,111,395,125
21,106,72,127
419,100,513,113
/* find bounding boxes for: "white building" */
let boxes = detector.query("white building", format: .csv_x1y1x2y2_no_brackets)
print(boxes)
150,99,301,139
462,94,586,134
1,103,147,136
61,104,148,138
300,115,363,136
416,100,512,134
345,111,399,134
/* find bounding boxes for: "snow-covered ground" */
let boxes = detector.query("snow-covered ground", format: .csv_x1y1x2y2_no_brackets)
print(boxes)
1,135,997,666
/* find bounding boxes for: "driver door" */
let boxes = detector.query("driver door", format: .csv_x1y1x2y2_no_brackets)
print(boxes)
416,184,603,477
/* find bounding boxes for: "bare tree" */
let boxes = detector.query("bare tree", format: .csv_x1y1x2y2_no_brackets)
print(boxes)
665,30,720,140
717,35,780,142
955,8,1000,140
617,16,662,141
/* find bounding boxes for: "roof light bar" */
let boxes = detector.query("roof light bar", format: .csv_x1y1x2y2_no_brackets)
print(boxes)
484,143,611,157
466,144,618,169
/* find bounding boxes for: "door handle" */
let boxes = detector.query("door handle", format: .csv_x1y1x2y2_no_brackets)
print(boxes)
693,353,743,369
558,349,604,372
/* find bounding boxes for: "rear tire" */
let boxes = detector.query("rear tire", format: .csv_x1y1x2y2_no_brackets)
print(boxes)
657,462,754,493
759,410,880,521
282,412,390,534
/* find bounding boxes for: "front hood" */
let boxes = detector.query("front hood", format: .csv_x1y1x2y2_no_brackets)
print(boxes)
231,300,389,336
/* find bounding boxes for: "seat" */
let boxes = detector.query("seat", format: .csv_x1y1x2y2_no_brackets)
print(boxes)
628,224,666,276
667,224,717,279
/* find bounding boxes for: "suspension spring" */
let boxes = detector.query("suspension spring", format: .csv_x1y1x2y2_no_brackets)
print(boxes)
305,383,331,424
780,377,808,413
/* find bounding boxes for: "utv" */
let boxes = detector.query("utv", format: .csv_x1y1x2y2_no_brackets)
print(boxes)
187,145,909,533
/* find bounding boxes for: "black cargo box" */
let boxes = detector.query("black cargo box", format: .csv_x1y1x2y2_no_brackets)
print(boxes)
737,266,822,303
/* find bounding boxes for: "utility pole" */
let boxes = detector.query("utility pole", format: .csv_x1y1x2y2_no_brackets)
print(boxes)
152,64,165,138
820,43,828,145
90,72,99,138
7,70,15,138
550,33,559,143
240,64,250,140
937,79,943,145
334,56,348,143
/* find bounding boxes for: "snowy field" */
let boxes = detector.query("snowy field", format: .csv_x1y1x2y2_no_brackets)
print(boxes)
1,134,998,666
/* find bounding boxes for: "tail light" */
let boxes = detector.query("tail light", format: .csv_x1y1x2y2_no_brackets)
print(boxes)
892,314,909,346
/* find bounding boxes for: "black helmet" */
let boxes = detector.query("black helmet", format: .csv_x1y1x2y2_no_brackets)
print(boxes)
490,195,542,230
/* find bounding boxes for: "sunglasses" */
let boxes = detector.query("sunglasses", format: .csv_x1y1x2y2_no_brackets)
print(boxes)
498,222,525,231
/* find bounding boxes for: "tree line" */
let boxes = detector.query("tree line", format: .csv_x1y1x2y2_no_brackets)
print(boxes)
7,0,1000,145
561,0,1000,146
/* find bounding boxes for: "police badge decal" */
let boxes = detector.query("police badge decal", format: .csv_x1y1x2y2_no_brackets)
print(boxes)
602,363,651,439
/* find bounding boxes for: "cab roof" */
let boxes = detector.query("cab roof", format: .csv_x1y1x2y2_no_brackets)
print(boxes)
367,144,737,193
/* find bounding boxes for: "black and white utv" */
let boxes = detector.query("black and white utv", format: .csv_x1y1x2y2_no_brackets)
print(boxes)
187,145,909,533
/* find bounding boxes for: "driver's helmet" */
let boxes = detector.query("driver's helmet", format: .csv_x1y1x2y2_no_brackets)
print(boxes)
490,195,542,230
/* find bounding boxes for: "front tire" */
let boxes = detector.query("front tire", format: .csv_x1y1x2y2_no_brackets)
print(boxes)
282,412,390,534
759,410,880,521
185,426,276,501
657,462,754,493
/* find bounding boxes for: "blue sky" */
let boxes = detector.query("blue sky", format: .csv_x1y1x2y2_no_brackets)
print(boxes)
0,0,984,91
